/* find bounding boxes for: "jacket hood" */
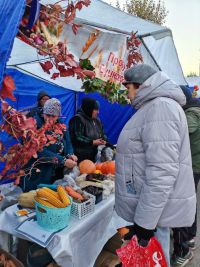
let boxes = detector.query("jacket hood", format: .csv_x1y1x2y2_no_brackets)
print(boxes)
131,71,186,109
81,97,99,117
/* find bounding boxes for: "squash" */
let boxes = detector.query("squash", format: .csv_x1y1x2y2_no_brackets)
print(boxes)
18,190,37,208
95,162,103,171
101,161,115,175
94,170,102,174
79,160,96,174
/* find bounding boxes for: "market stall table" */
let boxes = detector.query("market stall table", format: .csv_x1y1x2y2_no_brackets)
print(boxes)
0,194,128,267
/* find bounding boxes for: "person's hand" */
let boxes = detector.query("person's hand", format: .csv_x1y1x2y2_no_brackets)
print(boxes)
68,154,78,162
64,159,77,168
93,139,106,146
99,138,106,145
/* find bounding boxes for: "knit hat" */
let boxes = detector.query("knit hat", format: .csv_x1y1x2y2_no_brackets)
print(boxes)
37,90,51,101
122,64,157,86
43,98,61,116
81,97,100,117
180,85,200,110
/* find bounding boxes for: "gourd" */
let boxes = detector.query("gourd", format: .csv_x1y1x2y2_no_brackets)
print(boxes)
101,161,115,175
18,191,37,208
95,163,103,171
79,160,96,174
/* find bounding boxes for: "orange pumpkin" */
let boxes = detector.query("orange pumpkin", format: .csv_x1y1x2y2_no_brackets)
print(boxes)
95,162,103,171
101,161,115,175
94,170,102,174
79,160,96,174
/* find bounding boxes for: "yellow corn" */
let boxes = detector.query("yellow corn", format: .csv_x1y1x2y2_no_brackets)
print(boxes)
57,185,71,206
35,197,56,208
42,187,60,199
37,188,66,208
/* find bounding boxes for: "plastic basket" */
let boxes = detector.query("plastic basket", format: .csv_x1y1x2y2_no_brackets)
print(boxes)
71,193,95,219
35,199,72,231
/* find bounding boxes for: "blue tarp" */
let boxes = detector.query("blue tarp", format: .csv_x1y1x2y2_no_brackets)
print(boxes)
5,68,76,125
0,0,25,86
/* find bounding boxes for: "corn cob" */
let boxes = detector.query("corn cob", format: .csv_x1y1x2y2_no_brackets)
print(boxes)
37,188,66,208
57,185,71,206
35,197,56,208
42,187,60,199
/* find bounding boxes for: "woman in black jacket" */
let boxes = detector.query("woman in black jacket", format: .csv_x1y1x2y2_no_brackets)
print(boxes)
69,97,107,162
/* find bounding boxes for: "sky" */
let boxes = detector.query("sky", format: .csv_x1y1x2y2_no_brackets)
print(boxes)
103,0,200,76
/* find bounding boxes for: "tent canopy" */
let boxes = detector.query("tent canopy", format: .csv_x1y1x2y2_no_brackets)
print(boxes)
7,0,186,88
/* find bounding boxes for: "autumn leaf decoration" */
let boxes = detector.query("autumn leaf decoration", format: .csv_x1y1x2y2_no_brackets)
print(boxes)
126,32,143,68
0,99,67,181
18,0,93,80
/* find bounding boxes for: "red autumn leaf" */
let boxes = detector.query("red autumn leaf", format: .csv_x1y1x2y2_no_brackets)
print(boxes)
75,2,83,11
1,75,16,101
39,61,53,74
1,101,10,114
65,5,76,24
72,23,82,34
58,65,65,71
82,0,91,7
20,117,37,131
82,69,95,79
73,67,85,79
60,68,74,77
51,73,60,80
75,0,91,10
65,56,78,68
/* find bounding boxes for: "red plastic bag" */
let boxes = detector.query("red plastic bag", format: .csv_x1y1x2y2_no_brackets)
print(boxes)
116,236,167,267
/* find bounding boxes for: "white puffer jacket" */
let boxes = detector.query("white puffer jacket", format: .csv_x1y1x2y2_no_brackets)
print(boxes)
115,71,196,229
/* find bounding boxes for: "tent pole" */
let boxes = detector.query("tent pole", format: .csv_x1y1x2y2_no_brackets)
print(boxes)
75,91,78,114
75,17,171,38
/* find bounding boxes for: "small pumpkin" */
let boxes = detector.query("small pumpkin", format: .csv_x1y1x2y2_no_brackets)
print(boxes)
79,160,96,174
94,170,102,174
101,161,115,175
95,162,103,171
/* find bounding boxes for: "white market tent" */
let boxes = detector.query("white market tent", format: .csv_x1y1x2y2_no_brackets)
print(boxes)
7,0,187,90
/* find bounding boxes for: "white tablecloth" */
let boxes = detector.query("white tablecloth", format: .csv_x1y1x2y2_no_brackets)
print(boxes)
0,195,129,267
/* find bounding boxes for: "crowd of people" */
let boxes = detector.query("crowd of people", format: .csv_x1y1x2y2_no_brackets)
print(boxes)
21,64,199,267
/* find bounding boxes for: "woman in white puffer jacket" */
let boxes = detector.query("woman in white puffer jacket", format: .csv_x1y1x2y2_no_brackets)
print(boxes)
115,64,196,266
